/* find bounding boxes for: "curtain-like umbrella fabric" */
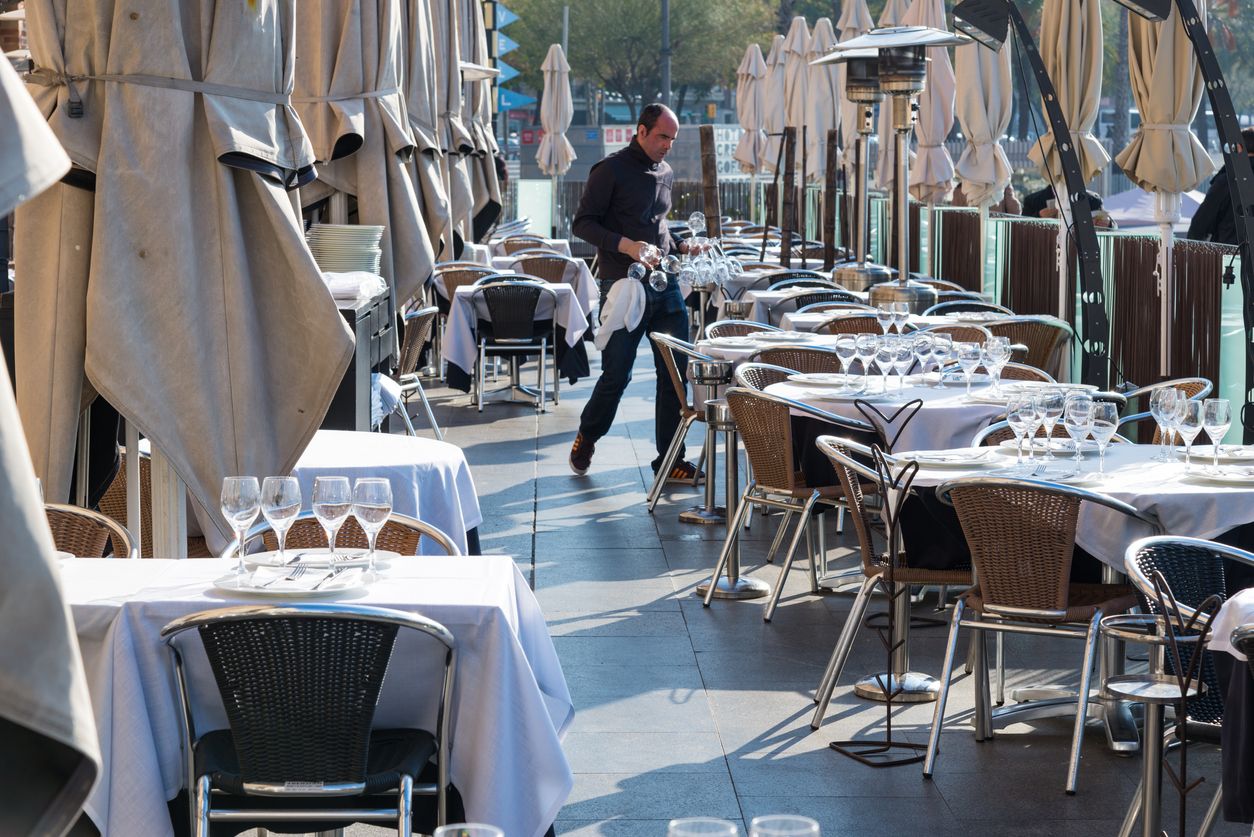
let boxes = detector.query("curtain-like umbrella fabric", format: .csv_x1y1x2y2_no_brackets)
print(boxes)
901,0,955,203
16,0,353,550
537,44,576,176
954,40,1013,208
761,34,786,175
432,0,474,253
1028,0,1108,185
295,0,434,305
836,0,875,183
874,0,912,189
0,56,99,837
402,0,452,255
1114,4,1214,193
782,16,811,175
462,0,501,238
734,43,767,175
805,18,840,183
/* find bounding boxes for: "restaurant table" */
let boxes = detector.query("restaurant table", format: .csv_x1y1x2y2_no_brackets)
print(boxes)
1207,589,1254,824
63,555,574,837
777,311,1001,333
461,242,492,266
718,287,870,325
432,257,598,320
292,429,482,555
488,237,571,258
442,282,590,394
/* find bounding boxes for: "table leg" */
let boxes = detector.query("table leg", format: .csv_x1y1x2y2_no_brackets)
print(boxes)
681,404,726,525
853,582,941,703
1139,703,1163,837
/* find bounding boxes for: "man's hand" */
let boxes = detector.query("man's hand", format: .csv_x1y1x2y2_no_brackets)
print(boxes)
618,239,660,266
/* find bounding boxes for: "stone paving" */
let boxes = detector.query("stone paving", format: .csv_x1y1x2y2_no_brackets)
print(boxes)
359,343,1246,837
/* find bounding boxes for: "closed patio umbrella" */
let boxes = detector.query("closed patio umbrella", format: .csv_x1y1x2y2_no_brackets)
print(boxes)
16,0,353,550
782,15,811,174
1029,0,1108,321
0,55,99,837
295,0,435,306
733,42,768,176
1115,4,1214,374
836,0,875,187
462,0,502,241
433,0,475,254
901,0,955,205
874,0,912,190
403,0,453,258
537,44,575,177
805,17,841,184
761,34,786,176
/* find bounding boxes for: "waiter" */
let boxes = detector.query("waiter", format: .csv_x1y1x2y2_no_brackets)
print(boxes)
567,103,703,481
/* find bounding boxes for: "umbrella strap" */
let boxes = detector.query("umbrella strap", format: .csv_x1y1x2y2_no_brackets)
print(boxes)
26,67,293,117
1139,123,1183,132
292,87,400,104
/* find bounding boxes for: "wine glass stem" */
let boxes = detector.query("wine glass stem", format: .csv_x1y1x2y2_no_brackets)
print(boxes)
236,530,245,574
278,527,287,563
1213,440,1219,472
368,529,378,570
324,525,336,553
1099,447,1106,474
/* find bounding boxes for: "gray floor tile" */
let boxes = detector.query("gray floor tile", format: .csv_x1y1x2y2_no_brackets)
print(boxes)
558,773,741,821
564,732,727,774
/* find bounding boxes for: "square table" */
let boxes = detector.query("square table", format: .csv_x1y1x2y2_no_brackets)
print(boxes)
64,556,573,837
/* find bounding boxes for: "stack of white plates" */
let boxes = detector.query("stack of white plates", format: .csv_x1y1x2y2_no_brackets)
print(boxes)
307,224,385,273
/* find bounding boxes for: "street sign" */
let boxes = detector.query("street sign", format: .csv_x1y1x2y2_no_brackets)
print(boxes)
498,88,535,110
497,4,520,28
498,60,519,83
498,32,519,56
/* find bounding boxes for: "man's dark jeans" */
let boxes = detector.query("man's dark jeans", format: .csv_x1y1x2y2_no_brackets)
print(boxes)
579,278,689,470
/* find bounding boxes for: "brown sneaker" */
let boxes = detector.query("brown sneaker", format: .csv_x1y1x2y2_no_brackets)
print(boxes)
660,460,705,485
569,432,595,475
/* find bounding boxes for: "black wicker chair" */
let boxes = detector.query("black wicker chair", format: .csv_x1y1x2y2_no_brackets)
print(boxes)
161,603,456,836
922,299,1014,316
791,290,859,310
470,279,558,412
770,277,842,292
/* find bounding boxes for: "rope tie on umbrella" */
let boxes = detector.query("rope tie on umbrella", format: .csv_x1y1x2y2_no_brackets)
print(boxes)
26,66,294,117
291,87,400,104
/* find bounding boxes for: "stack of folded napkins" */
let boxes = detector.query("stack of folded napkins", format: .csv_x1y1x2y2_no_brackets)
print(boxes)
322,271,387,303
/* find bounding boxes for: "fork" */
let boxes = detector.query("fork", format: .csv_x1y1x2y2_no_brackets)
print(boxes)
311,566,350,591
260,565,307,588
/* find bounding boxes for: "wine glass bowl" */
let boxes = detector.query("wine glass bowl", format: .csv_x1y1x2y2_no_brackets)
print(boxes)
1202,398,1232,473
352,478,393,570
1090,402,1119,473
312,476,352,555
649,269,670,292
260,476,301,565
1175,400,1204,472
955,342,982,397
221,476,261,575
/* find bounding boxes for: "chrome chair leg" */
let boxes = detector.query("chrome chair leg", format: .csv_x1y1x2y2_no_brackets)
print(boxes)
1065,611,1103,795
924,598,966,781
647,416,696,512
702,489,754,607
811,573,877,728
398,774,413,837
1117,781,1141,837
394,401,418,437
1197,784,1223,837
411,381,443,440
809,517,826,593
996,632,1005,706
764,510,793,564
193,775,211,837
476,342,486,412
538,342,547,413
973,622,993,742
764,494,818,622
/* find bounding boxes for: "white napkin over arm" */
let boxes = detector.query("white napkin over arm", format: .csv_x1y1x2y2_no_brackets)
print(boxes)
594,279,645,350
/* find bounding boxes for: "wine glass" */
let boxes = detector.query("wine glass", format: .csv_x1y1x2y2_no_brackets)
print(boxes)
688,211,707,236
892,336,914,390
834,336,857,392
929,334,953,388
981,336,1012,396
875,305,893,335
854,333,879,389
1090,402,1119,474
433,826,505,837
668,819,739,837
955,342,982,397
1035,390,1066,462
312,476,352,555
353,478,392,570
260,476,301,566
1202,398,1232,473
628,262,647,283
750,815,820,837
1022,396,1045,465
661,254,682,274
1148,387,1177,462
1176,400,1204,472
891,301,910,333
912,332,934,382
1062,400,1094,476
874,338,895,393
649,269,670,292
221,476,261,575
1005,395,1033,472
640,243,662,267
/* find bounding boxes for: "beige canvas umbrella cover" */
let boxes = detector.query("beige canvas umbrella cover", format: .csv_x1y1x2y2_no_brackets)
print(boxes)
761,34,786,175
0,56,99,837
901,0,956,204
836,0,875,182
782,15,811,172
402,0,452,253
874,0,913,189
16,0,353,550
734,43,768,175
1114,4,1214,193
805,17,841,183
954,40,1014,208
463,0,502,230
1028,0,1109,185
538,44,576,177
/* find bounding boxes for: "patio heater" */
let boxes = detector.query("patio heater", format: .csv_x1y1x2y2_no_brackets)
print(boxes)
1098,0,1254,436
813,48,893,292
950,0,1112,389
826,27,971,313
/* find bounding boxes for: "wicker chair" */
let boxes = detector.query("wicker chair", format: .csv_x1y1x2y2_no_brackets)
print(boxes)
815,313,881,336
771,278,842,292
433,265,496,302
737,260,783,271
764,270,827,288
469,280,558,412
508,253,579,283
161,603,456,836
500,235,552,254
747,346,843,374
646,333,710,512
395,305,442,439
810,437,974,729
98,453,153,557
971,418,1131,448
46,503,136,558
733,362,796,391
240,510,460,556
792,290,859,310
984,316,1074,379
922,300,1014,316
705,320,780,339
796,301,873,315
998,361,1054,382
934,290,986,305
912,323,993,344
1116,377,1213,444
925,477,1160,793
705,387,875,621
919,278,968,292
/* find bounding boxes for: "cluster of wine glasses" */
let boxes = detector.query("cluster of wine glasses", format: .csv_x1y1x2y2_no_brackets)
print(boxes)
219,474,393,575
827,332,956,394
951,336,1011,396
1149,389,1231,472
874,302,911,335
667,815,820,836
1004,390,1119,474
627,211,746,295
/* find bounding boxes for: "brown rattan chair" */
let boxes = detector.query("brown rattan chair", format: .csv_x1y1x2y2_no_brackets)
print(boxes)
934,290,986,305
737,261,783,271
924,477,1161,793
922,299,1014,316
919,278,968,292
747,346,843,374
501,235,553,255
913,323,993,345
507,253,579,283
816,313,881,336
98,453,153,557
998,361,1054,382
1116,377,1213,444
704,387,875,621
395,305,442,440
705,320,780,339
984,316,1074,379
240,511,461,556
796,301,874,315
792,290,859,310
46,502,136,558
733,362,796,391
433,265,496,301
809,437,973,729
646,333,710,512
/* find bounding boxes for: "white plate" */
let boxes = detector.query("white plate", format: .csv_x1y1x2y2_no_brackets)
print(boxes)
999,438,1100,454
702,336,758,348
800,388,892,402
910,450,999,468
213,567,373,598
245,548,399,569
1180,468,1254,487
754,331,813,343
788,373,853,387
1174,445,1254,464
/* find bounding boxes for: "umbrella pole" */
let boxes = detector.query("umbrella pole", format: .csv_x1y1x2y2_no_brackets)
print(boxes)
926,200,936,278
551,174,559,239
750,172,758,224
1155,191,1182,377
978,204,989,294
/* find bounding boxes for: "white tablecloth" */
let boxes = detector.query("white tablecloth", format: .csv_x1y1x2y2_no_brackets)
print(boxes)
719,288,869,325
497,256,598,316
443,283,588,380
292,430,482,554
488,237,571,258
65,556,573,837
777,312,984,333
1210,588,1254,661
904,443,1254,570
461,242,492,266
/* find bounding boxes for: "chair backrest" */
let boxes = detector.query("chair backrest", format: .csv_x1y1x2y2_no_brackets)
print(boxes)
816,313,881,336
765,270,826,288
733,362,796,391
1122,377,1213,407
98,453,153,557
747,346,843,374
796,301,873,315
510,254,578,283
724,387,801,492
438,265,496,297
999,362,1054,382
473,281,549,341
649,332,712,413
501,235,549,254
920,278,968,292
771,278,841,292
737,261,782,271
705,320,779,339
971,417,1085,447
922,300,1014,316
934,290,986,304
162,604,455,793
984,317,1073,376
792,290,858,309
243,510,461,556
914,323,993,344
398,305,438,378
815,437,880,573
46,503,136,558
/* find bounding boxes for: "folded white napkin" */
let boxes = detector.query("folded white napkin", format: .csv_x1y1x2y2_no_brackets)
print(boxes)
323,270,387,302
595,279,646,350
371,373,403,430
